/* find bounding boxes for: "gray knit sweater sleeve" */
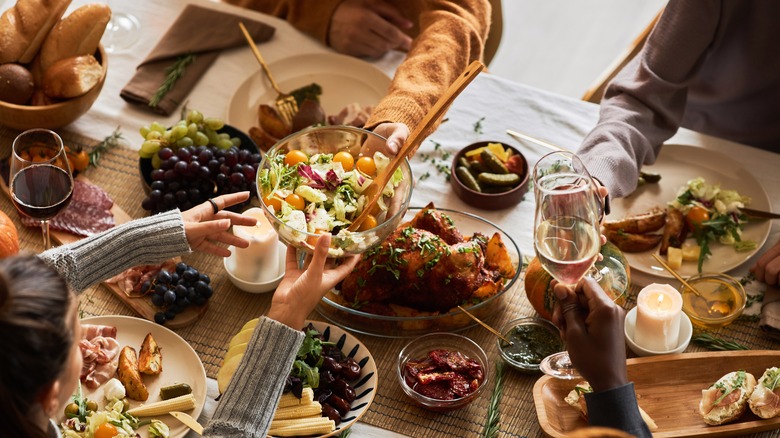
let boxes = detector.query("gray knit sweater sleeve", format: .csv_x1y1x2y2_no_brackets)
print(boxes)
205,317,304,438
38,209,191,292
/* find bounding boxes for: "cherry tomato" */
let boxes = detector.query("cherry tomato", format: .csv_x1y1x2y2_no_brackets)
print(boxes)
66,147,90,172
333,151,355,171
285,193,306,210
686,206,710,229
306,228,329,246
283,150,308,167
356,156,376,176
262,193,283,212
94,423,119,438
358,214,378,231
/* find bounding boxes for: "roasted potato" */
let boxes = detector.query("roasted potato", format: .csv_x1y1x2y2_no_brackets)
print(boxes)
258,104,291,139
138,333,162,375
248,126,279,152
603,228,663,253
117,346,149,401
660,207,688,255
603,207,666,234
485,232,516,279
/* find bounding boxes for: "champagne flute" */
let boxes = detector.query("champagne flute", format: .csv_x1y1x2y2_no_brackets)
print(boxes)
102,0,141,53
9,129,74,250
533,151,602,379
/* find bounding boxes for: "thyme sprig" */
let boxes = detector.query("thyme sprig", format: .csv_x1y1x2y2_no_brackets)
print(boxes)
149,53,196,108
482,361,505,438
692,332,749,351
89,127,123,167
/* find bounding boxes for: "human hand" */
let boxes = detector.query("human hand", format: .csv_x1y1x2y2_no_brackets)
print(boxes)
181,192,257,257
329,0,413,58
551,277,627,393
752,240,780,286
268,235,360,329
361,122,410,157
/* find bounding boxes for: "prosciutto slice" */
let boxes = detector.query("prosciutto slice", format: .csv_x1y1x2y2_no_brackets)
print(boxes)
79,324,120,389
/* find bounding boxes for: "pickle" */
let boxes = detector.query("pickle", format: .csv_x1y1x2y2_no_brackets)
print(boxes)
159,383,193,400
468,160,487,175
482,185,510,194
458,157,471,168
480,149,509,174
456,166,482,192
478,172,520,187
639,171,662,184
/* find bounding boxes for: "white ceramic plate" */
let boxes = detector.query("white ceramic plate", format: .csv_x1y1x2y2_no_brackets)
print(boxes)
297,320,378,438
80,315,207,438
227,53,391,133
611,144,771,278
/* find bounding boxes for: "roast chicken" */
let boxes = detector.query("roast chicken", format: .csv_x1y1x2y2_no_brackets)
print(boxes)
340,206,514,313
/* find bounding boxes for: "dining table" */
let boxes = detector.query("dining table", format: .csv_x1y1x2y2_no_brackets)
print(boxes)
2,0,780,437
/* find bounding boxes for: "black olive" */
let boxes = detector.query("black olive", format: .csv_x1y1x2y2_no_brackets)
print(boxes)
321,403,342,425
314,389,333,404
319,369,336,388
322,356,342,374
340,357,361,380
331,379,356,403
327,394,351,416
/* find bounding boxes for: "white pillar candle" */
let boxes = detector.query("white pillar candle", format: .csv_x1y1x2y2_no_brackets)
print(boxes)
231,207,280,282
634,283,683,351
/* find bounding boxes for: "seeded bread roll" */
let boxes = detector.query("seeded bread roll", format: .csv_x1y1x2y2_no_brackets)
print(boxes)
42,54,102,99
38,3,111,73
0,63,34,104
0,0,73,64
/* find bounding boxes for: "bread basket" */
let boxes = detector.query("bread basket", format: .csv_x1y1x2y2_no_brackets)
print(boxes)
0,45,107,130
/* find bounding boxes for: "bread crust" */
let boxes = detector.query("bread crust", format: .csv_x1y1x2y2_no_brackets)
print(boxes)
38,3,111,72
42,54,102,98
0,0,73,64
749,367,780,419
700,371,757,426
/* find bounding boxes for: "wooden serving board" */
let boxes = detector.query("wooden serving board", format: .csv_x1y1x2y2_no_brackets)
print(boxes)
533,351,780,438
0,173,207,328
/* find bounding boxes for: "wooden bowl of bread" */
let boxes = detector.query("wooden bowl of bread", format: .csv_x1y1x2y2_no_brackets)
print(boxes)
0,0,111,130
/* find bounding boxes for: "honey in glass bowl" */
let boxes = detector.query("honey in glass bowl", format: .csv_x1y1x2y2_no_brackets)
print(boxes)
679,273,746,329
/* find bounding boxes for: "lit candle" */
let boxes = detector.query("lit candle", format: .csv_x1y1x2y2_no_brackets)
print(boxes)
634,283,683,351
231,207,280,282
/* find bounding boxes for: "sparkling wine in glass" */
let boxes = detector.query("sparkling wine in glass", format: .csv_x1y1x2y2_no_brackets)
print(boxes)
533,150,602,379
9,129,74,250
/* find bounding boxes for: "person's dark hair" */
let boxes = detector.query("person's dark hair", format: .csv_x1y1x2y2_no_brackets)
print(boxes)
0,255,73,438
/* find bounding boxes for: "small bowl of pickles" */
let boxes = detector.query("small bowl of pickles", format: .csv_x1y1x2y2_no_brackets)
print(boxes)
680,272,746,329
450,141,529,210
497,317,564,373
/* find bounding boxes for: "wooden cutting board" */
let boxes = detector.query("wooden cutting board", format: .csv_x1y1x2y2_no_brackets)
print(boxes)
1,172,207,328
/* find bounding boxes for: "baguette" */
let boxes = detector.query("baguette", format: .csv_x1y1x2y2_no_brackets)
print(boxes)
42,54,102,98
0,0,72,64
699,370,756,425
38,3,111,73
748,367,780,419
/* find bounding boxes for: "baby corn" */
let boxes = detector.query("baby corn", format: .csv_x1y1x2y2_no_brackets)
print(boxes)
268,418,335,437
126,393,196,417
273,401,322,420
277,388,314,408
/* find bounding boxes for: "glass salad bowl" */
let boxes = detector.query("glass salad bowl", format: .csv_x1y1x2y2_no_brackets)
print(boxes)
257,126,413,257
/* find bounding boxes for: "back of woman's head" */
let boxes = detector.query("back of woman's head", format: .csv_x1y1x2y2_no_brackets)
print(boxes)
0,255,73,438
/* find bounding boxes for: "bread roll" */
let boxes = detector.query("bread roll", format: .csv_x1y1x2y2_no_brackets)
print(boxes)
42,54,102,99
749,367,780,419
0,0,73,64
38,3,111,73
699,370,756,425
0,63,34,104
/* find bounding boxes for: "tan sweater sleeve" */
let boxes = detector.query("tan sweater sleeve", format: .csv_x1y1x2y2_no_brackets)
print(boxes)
365,0,491,151
221,0,345,43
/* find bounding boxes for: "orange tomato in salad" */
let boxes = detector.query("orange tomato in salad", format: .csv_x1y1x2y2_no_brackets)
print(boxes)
284,150,308,167
94,423,119,438
686,206,710,229
358,214,378,231
262,194,283,212
285,193,306,210
333,151,355,171
356,156,376,177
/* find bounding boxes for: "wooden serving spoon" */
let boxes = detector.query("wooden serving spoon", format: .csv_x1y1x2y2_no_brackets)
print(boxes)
348,60,485,231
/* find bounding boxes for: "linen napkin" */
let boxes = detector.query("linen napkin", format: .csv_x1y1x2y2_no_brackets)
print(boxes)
759,284,780,340
120,4,275,115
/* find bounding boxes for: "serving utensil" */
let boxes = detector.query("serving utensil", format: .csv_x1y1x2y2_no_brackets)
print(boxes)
740,207,780,220
348,60,485,231
170,411,203,435
457,305,513,345
650,253,703,298
506,129,565,152
238,22,298,125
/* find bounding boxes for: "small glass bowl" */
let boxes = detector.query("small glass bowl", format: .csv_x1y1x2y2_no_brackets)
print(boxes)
679,272,746,329
397,333,489,412
497,317,564,373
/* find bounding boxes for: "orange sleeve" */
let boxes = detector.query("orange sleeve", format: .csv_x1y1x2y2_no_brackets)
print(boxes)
221,0,345,43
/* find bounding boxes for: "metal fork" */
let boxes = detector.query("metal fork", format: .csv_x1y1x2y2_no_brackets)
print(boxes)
238,22,298,125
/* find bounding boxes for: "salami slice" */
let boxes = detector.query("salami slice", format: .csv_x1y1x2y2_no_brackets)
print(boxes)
20,179,114,236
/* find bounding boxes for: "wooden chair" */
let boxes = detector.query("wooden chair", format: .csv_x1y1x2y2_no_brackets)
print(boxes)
581,8,664,103
484,0,503,67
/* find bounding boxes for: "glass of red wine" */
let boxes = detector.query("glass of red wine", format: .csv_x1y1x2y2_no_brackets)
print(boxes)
9,129,74,250
533,150,603,379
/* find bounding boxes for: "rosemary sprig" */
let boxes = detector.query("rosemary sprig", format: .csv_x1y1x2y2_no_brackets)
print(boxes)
89,127,123,167
336,428,352,438
149,53,195,108
692,332,749,351
482,361,505,438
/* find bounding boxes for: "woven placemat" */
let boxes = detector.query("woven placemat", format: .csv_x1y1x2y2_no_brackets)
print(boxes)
3,126,779,437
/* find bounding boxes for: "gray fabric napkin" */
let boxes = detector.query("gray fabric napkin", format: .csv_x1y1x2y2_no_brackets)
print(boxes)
120,4,275,115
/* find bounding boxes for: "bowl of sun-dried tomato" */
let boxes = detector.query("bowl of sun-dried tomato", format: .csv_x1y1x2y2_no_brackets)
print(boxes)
397,332,489,412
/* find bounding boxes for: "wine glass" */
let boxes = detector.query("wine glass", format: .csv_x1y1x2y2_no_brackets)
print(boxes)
9,129,74,250
533,150,602,379
102,1,141,53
